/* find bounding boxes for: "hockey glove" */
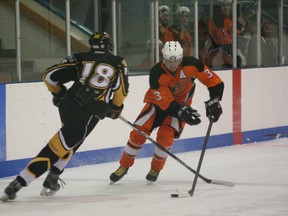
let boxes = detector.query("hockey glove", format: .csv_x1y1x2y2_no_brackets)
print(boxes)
106,103,124,119
177,106,201,126
52,85,67,107
205,97,222,122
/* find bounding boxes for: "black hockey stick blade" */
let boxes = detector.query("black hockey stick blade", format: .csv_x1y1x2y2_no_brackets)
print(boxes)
170,179,235,198
209,179,235,187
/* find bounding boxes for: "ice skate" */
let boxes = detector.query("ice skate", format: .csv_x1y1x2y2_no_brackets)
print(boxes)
146,169,160,185
109,166,129,184
0,179,23,202
40,171,65,196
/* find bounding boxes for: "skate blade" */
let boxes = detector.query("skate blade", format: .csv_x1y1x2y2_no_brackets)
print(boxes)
0,194,11,202
40,187,57,196
146,180,154,185
176,188,191,198
109,181,116,185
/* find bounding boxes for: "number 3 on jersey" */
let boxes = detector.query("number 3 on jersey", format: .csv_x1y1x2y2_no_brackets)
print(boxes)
80,61,115,88
204,68,213,78
154,91,162,101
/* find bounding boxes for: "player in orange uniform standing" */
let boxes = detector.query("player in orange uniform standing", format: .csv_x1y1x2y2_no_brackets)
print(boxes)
169,6,193,56
158,5,174,44
205,0,245,68
110,41,224,184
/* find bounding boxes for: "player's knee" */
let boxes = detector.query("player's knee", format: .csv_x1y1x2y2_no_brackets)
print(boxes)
130,129,147,146
157,125,174,147
62,150,73,161
37,144,59,164
48,132,70,158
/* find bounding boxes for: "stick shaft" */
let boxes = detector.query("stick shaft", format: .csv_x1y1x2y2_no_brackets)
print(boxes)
119,115,213,184
189,119,213,196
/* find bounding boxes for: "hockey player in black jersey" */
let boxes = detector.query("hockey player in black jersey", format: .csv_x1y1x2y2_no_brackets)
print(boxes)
0,32,129,202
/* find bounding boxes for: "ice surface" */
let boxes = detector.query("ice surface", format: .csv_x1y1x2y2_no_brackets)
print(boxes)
1,138,288,216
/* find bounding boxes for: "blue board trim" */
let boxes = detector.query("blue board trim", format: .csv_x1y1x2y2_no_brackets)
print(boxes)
1,126,287,178
0,84,6,162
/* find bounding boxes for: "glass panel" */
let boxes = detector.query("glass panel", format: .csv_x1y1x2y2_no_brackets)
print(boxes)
283,0,288,65
19,0,67,82
37,0,88,31
114,0,196,72
198,0,212,63
114,0,152,71
0,0,16,83
159,0,194,57
261,0,279,67
246,0,280,67
203,0,234,69
237,0,257,68
69,0,100,53
1,0,286,84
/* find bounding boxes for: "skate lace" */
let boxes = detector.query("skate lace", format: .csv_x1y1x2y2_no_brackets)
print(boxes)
58,177,66,189
148,169,159,177
115,166,128,176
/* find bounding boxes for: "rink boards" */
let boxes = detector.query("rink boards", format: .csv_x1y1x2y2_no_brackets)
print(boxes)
0,67,287,177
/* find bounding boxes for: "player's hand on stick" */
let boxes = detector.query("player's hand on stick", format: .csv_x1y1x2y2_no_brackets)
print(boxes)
106,102,124,119
177,106,201,126
205,97,222,122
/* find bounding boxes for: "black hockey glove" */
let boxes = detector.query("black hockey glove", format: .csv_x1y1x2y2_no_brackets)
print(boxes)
205,97,222,122
106,102,124,119
177,106,201,126
52,85,67,107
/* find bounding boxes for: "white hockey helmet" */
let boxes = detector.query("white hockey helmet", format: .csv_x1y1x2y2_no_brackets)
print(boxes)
218,0,232,3
162,41,183,60
159,5,171,16
177,6,190,16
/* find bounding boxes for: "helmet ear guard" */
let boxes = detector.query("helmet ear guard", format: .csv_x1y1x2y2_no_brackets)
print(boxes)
89,32,113,52
162,41,183,60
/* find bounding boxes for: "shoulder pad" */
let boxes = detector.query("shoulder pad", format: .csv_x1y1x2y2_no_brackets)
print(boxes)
182,56,204,71
149,62,165,89
121,59,129,76
121,59,128,67
61,55,77,63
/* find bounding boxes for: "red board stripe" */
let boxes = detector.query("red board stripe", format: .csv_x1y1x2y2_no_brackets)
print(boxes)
232,69,242,144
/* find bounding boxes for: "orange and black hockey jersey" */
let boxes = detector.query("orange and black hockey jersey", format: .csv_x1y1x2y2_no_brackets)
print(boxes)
159,24,174,44
43,50,129,115
169,25,193,56
144,56,224,116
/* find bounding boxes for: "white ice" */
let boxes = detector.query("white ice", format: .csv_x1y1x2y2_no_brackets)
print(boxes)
1,138,288,216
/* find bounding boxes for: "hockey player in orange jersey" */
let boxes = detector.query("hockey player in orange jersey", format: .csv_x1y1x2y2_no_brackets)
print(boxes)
158,5,174,44
110,41,224,184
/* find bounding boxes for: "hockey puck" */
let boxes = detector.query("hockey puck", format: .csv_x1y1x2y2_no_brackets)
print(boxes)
170,193,179,198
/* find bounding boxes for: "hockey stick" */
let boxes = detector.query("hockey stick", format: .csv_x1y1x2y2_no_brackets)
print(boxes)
188,118,213,196
119,115,234,187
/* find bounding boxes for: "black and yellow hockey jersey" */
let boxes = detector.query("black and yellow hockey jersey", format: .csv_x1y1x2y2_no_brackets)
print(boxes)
43,50,129,118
